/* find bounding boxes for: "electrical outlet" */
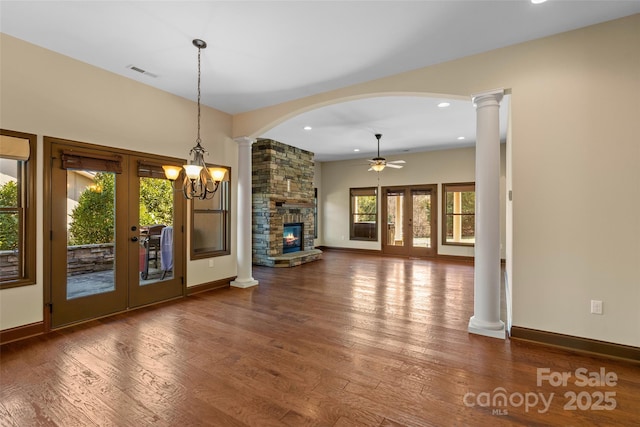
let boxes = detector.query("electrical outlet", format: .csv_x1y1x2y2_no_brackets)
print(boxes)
590,300,603,315
208,259,214,268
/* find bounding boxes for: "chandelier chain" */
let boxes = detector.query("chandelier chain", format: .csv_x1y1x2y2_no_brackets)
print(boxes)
162,38,226,200
196,45,202,145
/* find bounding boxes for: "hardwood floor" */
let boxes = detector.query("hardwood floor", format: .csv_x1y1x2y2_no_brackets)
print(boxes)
1,251,638,426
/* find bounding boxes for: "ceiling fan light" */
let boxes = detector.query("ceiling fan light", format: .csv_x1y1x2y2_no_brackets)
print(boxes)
371,163,385,172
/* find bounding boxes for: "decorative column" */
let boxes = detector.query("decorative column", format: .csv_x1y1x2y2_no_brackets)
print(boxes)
468,89,504,339
231,137,259,288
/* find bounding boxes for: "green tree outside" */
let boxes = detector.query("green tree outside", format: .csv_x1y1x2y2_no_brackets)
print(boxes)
0,180,18,250
139,177,173,226
68,172,116,245
68,173,173,245
354,194,376,223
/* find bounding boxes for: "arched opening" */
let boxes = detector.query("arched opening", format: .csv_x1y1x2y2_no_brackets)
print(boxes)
235,91,512,334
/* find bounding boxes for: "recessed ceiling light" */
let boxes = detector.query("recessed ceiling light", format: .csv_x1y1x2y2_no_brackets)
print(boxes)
531,0,547,4
353,148,360,152
303,126,312,131
437,102,451,108
457,136,465,140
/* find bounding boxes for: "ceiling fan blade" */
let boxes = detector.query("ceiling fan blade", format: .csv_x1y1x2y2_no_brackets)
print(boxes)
386,163,403,169
388,160,406,164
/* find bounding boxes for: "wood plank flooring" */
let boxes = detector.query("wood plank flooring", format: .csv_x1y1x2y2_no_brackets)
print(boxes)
1,251,639,426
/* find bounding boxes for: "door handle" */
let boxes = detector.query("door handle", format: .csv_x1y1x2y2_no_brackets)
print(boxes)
131,236,138,242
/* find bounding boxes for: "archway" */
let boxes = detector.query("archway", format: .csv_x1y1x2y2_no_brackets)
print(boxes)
232,91,512,338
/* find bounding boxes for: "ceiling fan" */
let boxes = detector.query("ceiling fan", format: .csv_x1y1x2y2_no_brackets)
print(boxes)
368,133,406,172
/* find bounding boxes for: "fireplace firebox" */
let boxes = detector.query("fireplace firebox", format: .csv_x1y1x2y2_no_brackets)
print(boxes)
283,223,303,254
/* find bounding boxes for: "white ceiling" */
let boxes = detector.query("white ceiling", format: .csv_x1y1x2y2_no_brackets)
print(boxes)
261,95,504,161
2,1,638,161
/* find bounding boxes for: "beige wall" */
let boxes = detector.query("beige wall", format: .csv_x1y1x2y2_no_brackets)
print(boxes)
235,15,640,347
313,162,323,247
0,34,238,330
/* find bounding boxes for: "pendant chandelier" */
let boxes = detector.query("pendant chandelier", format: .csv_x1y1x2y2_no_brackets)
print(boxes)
163,39,227,200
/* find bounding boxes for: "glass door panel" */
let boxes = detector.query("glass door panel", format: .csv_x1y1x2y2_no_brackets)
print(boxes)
129,158,184,308
50,142,128,328
138,176,174,285
411,189,431,249
386,190,404,247
66,170,116,299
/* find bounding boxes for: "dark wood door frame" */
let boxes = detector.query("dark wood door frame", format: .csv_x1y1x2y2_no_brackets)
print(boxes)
381,184,437,258
43,136,186,329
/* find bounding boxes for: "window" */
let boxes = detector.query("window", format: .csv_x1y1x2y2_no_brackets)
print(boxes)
350,187,377,241
443,182,475,246
0,130,36,288
191,164,231,259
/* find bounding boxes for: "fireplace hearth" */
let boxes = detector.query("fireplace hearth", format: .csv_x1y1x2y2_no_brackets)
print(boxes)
283,223,303,254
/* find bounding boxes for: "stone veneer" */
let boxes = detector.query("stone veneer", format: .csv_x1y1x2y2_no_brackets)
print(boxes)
252,139,321,267
1,244,114,280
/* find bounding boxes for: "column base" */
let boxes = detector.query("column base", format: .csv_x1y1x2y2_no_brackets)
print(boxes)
230,278,259,289
468,316,506,339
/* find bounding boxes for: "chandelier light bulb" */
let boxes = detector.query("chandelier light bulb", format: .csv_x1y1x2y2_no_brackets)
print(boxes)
209,167,227,181
184,164,203,180
162,165,181,181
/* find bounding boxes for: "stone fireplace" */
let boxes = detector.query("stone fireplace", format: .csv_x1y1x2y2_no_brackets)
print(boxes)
252,139,322,267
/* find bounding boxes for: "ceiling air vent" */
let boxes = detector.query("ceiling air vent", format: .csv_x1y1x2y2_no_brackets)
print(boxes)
126,65,158,78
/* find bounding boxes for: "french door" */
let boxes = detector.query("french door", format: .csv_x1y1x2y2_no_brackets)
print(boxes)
382,185,437,257
47,138,185,328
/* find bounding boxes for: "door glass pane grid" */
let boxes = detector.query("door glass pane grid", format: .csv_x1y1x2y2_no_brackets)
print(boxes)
66,170,115,300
